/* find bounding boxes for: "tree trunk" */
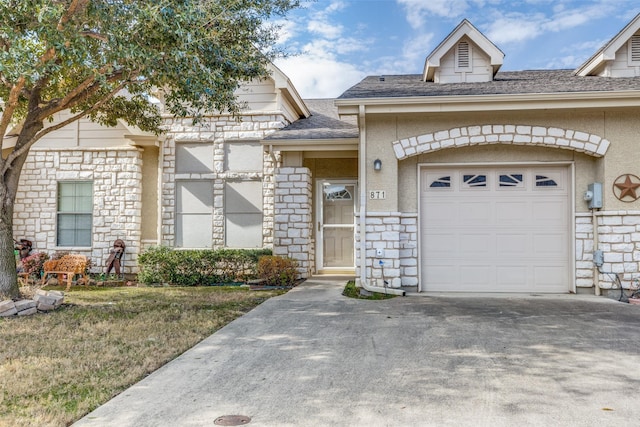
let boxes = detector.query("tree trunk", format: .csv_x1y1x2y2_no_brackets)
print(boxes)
0,202,18,299
0,119,41,299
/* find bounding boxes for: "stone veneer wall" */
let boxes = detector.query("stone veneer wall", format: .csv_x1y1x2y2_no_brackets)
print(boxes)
576,211,640,291
575,213,595,289
14,148,143,273
355,212,419,289
355,210,640,293
160,113,287,247
392,125,610,160
273,167,313,277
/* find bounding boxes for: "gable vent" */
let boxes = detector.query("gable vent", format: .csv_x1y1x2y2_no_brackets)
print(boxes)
456,41,471,71
631,35,640,63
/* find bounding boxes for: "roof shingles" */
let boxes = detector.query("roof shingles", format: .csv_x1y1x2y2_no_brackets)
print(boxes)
265,98,358,141
338,70,640,99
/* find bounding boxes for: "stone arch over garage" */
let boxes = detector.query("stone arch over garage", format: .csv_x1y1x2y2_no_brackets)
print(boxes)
391,124,610,160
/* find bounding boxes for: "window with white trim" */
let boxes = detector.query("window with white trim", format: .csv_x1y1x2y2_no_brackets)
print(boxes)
225,181,263,248
176,181,213,248
57,181,93,246
224,141,263,171
176,142,214,174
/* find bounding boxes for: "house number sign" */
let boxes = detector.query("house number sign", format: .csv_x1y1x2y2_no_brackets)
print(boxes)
369,190,386,200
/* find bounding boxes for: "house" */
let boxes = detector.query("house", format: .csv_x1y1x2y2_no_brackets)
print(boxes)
269,15,640,295
11,64,309,275
12,14,640,295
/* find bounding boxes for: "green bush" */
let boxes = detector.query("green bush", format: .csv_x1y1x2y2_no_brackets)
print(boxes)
137,247,272,286
257,255,299,287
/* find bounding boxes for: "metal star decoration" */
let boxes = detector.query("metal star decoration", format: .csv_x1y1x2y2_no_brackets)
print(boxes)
613,174,640,202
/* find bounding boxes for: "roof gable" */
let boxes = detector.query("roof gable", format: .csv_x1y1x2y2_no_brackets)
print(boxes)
422,19,504,82
575,13,640,76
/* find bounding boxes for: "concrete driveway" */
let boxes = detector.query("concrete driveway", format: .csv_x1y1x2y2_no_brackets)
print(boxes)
74,278,640,427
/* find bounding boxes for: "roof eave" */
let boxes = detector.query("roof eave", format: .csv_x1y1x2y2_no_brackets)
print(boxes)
335,90,640,114
268,63,311,119
262,137,359,152
575,13,640,76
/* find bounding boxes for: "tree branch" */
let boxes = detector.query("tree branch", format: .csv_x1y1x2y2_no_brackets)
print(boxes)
2,81,128,176
0,76,26,152
58,0,89,31
36,68,134,122
80,31,108,42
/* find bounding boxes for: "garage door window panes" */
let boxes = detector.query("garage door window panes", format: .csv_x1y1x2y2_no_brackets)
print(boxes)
57,181,92,247
430,176,451,188
499,174,524,187
536,175,558,187
463,174,487,188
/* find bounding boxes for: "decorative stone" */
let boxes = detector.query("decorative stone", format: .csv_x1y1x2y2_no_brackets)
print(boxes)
18,307,38,316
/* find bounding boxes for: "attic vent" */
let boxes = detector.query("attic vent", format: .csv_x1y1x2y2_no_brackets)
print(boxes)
456,40,471,71
630,35,640,64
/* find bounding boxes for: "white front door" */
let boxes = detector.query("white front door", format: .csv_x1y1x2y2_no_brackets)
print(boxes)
317,180,356,273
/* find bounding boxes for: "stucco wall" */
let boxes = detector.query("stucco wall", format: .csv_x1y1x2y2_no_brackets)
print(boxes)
364,108,640,214
140,146,159,244
359,107,640,292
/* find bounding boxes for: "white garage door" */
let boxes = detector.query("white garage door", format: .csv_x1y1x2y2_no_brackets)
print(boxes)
420,166,571,293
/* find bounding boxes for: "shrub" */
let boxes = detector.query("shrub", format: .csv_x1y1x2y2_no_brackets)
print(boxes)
137,246,272,286
257,255,299,287
21,252,49,276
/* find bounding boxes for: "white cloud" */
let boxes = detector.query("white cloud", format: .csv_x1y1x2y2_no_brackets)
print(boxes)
483,2,619,45
485,14,544,44
396,0,498,29
275,55,366,98
274,18,298,45
397,0,469,29
308,20,343,39
273,0,374,98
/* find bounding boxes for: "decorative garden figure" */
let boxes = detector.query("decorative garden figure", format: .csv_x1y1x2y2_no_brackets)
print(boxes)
14,239,32,259
106,239,126,275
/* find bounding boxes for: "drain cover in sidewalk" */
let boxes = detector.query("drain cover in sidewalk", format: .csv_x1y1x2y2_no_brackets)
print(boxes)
214,415,251,426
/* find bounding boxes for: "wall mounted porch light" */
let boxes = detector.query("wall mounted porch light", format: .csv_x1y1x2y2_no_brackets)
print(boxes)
373,159,382,171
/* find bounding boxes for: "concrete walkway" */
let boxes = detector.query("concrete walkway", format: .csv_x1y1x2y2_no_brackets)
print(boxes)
75,279,640,426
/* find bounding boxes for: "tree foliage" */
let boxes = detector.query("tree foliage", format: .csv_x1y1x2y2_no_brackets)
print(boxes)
0,0,299,298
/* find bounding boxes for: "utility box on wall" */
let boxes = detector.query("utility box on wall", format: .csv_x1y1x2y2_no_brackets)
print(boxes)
586,182,603,209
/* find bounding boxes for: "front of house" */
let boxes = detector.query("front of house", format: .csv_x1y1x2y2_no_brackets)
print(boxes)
12,15,640,295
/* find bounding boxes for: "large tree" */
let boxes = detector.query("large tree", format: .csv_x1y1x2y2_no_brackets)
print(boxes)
0,0,299,298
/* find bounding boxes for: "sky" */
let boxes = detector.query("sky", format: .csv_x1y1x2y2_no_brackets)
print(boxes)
273,0,640,99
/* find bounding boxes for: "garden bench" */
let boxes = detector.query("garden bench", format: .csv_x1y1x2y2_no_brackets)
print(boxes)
42,254,88,292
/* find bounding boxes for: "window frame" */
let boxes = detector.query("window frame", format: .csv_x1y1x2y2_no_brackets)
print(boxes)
56,180,93,247
224,140,264,172
175,180,214,248
224,180,264,248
